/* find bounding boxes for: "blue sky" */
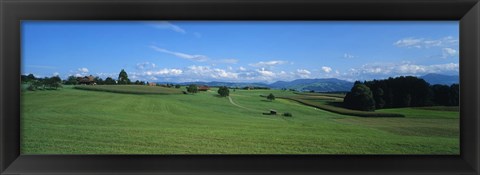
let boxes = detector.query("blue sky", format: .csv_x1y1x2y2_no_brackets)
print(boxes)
22,21,459,83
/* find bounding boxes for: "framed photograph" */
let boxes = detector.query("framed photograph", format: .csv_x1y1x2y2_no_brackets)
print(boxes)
1,0,479,174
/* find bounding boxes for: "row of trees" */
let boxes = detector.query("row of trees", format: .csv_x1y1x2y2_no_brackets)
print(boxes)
344,76,460,111
21,74,62,90
184,84,231,97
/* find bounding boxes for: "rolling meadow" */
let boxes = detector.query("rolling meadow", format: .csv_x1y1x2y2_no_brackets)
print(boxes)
21,85,459,154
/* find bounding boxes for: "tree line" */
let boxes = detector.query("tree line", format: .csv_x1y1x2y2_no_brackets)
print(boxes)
344,76,459,111
21,74,62,90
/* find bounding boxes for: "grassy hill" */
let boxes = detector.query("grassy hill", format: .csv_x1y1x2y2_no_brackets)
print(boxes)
21,86,459,154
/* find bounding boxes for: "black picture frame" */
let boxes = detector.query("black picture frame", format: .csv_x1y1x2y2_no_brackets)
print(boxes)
1,0,479,174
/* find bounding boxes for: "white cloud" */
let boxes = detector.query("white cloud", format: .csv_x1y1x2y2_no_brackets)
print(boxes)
394,38,423,48
249,60,287,67
442,48,457,58
347,62,459,79
78,68,89,73
186,65,238,79
238,66,247,71
53,72,59,76
296,69,311,78
149,21,186,34
343,53,355,58
150,46,209,62
394,36,458,48
145,68,183,76
256,68,275,77
297,69,311,75
95,72,117,78
321,66,333,73
136,62,157,70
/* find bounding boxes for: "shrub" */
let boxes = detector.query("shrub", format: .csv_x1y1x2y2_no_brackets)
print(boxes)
217,86,230,97
186,84,198,93
283,112,292,117
267,93,275,101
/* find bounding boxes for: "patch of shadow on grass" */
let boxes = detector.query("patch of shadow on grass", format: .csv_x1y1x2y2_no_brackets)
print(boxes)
325,101,345,108
213,94,228,98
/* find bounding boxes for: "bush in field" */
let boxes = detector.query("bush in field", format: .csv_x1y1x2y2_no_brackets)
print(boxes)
175,85,181,88
344,83,376,111
186,84,198,93
283,112,292,117
267,93,275,101
217,86,229,97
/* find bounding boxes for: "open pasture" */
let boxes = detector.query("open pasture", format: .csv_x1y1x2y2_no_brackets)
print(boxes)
21,86,459,154
74,85,183,94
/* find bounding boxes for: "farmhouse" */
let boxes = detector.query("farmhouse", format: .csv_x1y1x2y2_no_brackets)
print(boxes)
148,82,157,86
77,75,95,85
198,85,210,91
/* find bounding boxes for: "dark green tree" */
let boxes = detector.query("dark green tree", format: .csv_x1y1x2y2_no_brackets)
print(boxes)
117,69,131,84
31,79,44,90
175,84,181,88
49,76,62,89
27,74,36,82
449,84,459,106
373,87,386,109
344,83,376,111
65,75,78,85
104,77,116,85
21,75,28,83
363,76,432,108
267,93,275,101
93,76,104,85
217,86,230,97
431,84,450,106
186,84,198,93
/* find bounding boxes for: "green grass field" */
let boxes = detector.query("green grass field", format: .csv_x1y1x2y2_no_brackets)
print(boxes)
74,85,183,94
21,86,459,154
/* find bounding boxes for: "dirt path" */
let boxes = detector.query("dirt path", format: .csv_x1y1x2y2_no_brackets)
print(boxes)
228,96,261,112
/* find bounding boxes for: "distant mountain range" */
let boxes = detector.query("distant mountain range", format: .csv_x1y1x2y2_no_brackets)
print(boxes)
421,73,459,85
174,81,269,88
156,73,458,92
161,78,354,92
269,78,353,92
